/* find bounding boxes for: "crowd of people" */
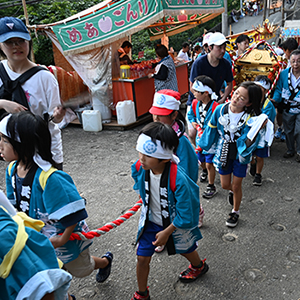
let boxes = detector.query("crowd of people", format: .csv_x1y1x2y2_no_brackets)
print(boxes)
0,15,300,300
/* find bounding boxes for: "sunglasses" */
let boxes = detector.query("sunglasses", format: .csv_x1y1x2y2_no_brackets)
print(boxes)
3,39,27,48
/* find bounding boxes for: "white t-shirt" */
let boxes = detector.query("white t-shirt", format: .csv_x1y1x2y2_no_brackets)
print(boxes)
149,170,163,226
0,60,63,163
177,50,190,61
229,108,245,141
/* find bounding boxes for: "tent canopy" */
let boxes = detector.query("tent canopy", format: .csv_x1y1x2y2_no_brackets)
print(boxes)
32,0,224,55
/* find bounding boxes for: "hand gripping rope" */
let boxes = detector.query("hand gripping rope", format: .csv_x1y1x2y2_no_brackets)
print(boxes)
66,199,142,241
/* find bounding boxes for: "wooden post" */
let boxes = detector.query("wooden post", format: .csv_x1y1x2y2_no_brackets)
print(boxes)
21,0,35,62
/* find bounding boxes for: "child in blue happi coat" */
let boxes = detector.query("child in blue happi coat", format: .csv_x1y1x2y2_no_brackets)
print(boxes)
199,82,270,228
0,189,72,300
188,75,219,199
249,75,276,186
149,89,203,238
131,122,208,300
0,111,113,284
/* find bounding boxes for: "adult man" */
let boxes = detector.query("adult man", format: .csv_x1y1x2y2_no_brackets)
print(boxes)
234,34,250,59
186,32,233,143
118,41,134,65
274,38,298,141
177,42,191,61
273,49,300,162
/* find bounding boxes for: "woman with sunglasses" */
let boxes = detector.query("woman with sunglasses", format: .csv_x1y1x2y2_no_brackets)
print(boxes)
0,17,65,170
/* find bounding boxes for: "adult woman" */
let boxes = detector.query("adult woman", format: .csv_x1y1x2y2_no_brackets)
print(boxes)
0,17,65,169
148,44,178,92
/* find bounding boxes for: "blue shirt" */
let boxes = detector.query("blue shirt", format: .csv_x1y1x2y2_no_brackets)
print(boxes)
188,54,233,105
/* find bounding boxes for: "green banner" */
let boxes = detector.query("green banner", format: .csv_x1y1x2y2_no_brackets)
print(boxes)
162,0,224,11
53,0,163,53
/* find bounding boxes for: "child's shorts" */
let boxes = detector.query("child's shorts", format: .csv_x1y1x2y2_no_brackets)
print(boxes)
218,159,247,178
136,221,197,257
253,147,269,158
197,152,214,164
63,248,95,278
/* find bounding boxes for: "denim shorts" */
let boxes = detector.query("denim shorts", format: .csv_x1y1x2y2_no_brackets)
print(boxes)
136,221,197,257
218,159,247,178
197,152,214,164
253,147,269,158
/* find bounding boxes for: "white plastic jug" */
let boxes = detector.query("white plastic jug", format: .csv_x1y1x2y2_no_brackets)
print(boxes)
116,100,137,125
82,110,102,132
92,96,112,123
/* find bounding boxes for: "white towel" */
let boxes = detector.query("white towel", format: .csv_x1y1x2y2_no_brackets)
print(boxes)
247,114,274,146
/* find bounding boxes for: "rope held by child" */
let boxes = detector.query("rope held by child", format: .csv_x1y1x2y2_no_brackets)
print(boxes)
64,199,142,241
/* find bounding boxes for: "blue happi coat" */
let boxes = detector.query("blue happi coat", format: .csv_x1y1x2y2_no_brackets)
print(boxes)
6,162,92,264
199,103,262,169
131,160,202,254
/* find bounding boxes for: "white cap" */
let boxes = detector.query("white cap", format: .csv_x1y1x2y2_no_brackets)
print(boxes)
208,32,229,46
202,32,213,46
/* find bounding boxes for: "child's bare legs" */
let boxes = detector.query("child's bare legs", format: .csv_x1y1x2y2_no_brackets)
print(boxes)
206,162,215,185
220,173,243,226
179,250,208,282
92,256,109,269
221,174,243,211
256,156,264,174
136,256,152,292
181,250,201,267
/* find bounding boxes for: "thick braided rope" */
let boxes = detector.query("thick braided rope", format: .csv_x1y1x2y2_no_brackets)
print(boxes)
67,199,142,241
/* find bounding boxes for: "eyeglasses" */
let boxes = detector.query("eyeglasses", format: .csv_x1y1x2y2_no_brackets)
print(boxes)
3,39,26,48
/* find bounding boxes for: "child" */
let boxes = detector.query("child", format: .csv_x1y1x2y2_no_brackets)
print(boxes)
149,89,203,248
199,82,265,227
0,111,113,284
0,189,72,300
249,75,276,186
131,122,208,300
188,75,219,199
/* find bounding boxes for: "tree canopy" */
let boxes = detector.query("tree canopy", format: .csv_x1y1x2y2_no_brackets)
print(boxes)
0,0,239,65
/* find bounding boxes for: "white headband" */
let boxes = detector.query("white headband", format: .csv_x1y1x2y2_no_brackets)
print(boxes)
192,81,218,100
0,114,20,142
0,114,52,172
254,80,271,91
136,133,179,164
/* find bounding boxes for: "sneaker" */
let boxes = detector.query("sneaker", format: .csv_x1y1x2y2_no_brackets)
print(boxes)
280,131,286,142
283,151,295,158
200,170,208,182
96,252,113,283
249,162,256,177
198,207,205,228
226,212,239,227
131,287,150,300
274,127,282,139
154,245,165,253
296,153,300,163
253,173,262,186
179,259,209,283
203,185,217,199
228,191,234,206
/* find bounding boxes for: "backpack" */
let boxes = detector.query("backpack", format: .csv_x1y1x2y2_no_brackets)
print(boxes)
192,99,219,117
135,160,177,192
8,161,57,190
0,62,45,117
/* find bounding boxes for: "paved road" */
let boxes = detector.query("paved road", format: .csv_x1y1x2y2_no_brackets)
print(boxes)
1,122,299,300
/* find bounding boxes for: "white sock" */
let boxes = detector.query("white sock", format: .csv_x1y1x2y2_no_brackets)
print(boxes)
232,209,239,215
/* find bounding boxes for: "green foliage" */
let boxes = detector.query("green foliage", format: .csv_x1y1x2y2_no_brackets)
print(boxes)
0,0,102,65
0,0,237,65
